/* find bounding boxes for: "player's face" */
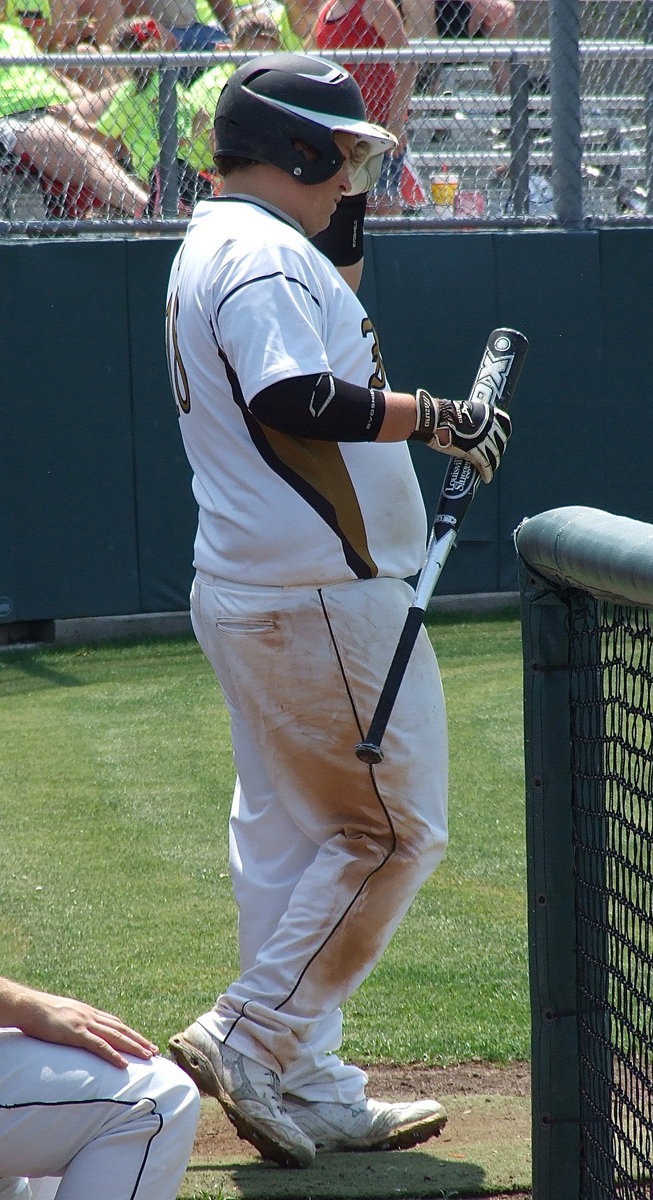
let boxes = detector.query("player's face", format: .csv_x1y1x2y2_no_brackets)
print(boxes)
298,131,357,238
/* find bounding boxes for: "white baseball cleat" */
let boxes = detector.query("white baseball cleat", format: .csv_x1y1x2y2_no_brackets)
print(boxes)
283,1094,448,1152
168,1023,315,1169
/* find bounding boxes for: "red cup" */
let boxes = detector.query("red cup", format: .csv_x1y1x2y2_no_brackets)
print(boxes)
454,191,486,216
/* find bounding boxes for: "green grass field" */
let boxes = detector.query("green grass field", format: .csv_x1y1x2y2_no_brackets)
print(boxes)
0,608,529,1066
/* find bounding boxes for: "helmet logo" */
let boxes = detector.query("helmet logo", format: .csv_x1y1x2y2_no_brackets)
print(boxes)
297,63,347,85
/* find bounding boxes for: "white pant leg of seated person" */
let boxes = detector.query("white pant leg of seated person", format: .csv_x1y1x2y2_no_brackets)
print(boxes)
0,1031,200,1200
0,1182,60,1199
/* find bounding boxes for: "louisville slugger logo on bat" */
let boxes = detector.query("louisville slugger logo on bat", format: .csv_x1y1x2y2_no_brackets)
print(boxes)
439,458,477,504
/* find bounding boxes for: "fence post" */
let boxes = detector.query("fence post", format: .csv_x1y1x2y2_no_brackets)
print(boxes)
645,0,653,213
509,56,530,214
158,66,179,219
568,597,614,1199
519,557,581,1200
549,0,583,226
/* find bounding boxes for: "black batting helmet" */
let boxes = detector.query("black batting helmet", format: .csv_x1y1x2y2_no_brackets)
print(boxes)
214,52,396,185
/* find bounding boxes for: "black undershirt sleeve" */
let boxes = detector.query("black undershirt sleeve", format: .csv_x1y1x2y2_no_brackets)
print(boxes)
309,192,367,267
249,373,386,441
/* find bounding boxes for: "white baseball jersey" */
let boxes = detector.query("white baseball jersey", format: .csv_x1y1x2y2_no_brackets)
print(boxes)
166,197,427,587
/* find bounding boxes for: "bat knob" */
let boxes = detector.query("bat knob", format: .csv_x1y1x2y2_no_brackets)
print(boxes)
355,741,384,765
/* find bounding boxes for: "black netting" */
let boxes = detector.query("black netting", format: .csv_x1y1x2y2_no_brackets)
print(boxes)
569,594,653,1200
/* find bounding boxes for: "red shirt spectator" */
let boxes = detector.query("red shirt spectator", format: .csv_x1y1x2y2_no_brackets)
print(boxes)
313,0,397,127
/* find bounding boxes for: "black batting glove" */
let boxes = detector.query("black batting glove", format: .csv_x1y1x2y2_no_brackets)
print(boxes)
411,389,512,484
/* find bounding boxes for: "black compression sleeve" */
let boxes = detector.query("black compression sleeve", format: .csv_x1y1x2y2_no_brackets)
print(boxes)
249,373,386,441
310,192,368,267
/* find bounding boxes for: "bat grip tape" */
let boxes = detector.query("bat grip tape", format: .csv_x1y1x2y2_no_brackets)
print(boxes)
363,605,425,751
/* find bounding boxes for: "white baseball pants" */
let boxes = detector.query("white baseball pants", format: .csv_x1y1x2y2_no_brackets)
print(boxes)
0,1179,59,1198
190,573,448,1100
0,1033,200,1199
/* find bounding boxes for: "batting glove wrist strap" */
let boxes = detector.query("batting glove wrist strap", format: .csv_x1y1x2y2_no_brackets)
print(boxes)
410,388,440,441
414,389,512,484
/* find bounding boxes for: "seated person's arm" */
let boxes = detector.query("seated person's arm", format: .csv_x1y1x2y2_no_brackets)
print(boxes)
0,975,159,1066
49,82,126,135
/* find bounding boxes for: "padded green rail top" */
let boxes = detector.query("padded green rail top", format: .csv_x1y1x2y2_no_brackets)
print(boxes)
515,505,653,609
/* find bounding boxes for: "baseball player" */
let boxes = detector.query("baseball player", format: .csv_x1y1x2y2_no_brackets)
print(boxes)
165,51,511,1169
0,975,200,1198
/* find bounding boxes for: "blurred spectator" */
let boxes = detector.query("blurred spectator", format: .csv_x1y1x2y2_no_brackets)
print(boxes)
144,0,233,55
228,5,282,47
313,0,417,214
91,17,212,210
0,19,149,215
4,0,123,50
219,0,305,47
187,8,280,122
184,9,282,171
53,42,121,91
5,0,234,57
401,0,517,93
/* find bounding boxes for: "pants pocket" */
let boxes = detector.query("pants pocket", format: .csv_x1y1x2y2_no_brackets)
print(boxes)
216,618,276,635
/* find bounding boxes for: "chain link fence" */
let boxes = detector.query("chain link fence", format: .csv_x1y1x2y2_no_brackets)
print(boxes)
1,0,652,235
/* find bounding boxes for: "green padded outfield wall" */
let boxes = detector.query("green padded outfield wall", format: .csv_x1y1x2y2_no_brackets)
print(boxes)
2,227,653,624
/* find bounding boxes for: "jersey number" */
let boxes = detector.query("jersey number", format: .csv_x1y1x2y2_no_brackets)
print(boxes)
166,291,191,416
361,317,387,390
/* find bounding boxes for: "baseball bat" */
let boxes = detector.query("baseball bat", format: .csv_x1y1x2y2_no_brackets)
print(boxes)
355,327,529,765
